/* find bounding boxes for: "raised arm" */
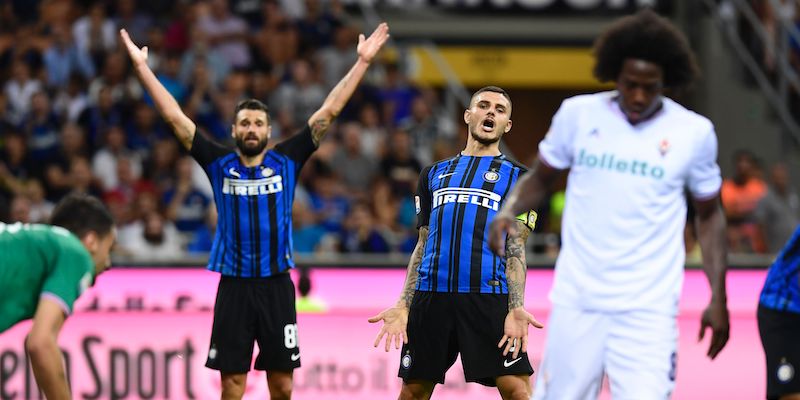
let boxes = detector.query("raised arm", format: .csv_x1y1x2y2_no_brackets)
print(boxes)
693,195,729,360
26,299,70,400
489,160,561,257
308,23,389,145
120,29,196,150
368,225,428,351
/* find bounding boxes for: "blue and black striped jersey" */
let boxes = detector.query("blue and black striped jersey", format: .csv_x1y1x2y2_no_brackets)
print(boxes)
760,225,800,313
415,154,528,294
191,126,316,277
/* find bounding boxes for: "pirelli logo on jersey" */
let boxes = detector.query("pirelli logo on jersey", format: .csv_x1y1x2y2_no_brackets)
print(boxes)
222,175,284,196
432,188,501,211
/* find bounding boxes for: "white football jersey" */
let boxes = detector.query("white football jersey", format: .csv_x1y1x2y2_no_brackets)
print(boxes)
539,91,721,314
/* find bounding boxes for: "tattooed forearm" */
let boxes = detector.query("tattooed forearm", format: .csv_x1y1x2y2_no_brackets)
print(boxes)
506,221,531,310
398,226,429,308
310,118,330,146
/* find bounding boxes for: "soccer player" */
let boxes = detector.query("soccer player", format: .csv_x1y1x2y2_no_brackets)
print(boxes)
369,86,542,400
120,23,388,400
488,10,730,399
758,225,800,400
0,193,116,400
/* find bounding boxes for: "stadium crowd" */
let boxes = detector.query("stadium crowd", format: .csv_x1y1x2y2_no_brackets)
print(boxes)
0,0,797,260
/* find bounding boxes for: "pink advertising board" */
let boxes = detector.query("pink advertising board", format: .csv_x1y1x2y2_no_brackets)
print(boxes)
0,269,767,399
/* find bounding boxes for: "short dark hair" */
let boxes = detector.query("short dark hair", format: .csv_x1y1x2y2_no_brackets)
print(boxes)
592,9,699,90
50,193,114,239
233,99,270,121
471,86,512,107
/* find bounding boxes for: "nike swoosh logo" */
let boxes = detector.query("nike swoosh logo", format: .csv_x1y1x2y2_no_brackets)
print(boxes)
228,168,241,178
504,357,522,368
290,353,300,361
438,173,455,179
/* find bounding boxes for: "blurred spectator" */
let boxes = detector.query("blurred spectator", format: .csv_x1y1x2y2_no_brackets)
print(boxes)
144,137,180,194
316,24,357,89
292,199,328,254
121,211,184,261
331,122,377,194
78,86,125,151
756,162,800,253
400,95,442,166
357,103,387,159
104,156,154,207
187,206,217,254
179,26,231,88
52,73,90,122
151,51,187,105
295,0,341,55
22,91,60,160
71,1,116,67
4,59,43,125
380,128,422,198
68,156,103,198
164,156,211,234
308,171,350,233
0,132,34,195
295,267,328,313
379,62,418,126
126,101,167,158
163,1,194,53
8,194,31,223
196,0,251,69
87,52,143,106
44,122,89,179
339,201,390,253
271,59,325,128
43,23,95,88
113,0,153,43
183,60,228,141
91,125,143,191
371,178,415,252
25,179,53,223
722,150,768,252
252,2,298,72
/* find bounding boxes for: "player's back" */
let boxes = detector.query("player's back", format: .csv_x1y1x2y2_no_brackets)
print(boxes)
760,225,800,313
415,154,527,294
0,222,94,332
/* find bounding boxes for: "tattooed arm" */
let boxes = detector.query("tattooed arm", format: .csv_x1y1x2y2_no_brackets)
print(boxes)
505,220,531,310
368,226,428,352
307,23,389,146
497,221,543,359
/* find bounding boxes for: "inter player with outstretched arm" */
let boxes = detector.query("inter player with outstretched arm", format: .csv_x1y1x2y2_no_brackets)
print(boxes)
120,23,388,400
0,194,116,400
369,86,543,400
488,10,729,399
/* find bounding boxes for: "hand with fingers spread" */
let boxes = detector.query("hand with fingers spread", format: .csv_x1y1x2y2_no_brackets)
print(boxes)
488,212,517,257
698,299,729,359
368,306,409,352
497,307,543,360
357,22,390,64
119,29,148,67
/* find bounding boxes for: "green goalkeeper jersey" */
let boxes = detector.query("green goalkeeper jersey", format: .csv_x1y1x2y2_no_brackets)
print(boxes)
0,222,95,333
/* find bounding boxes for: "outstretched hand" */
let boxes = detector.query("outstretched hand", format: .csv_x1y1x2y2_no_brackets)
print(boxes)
357,22,390,64
488,213,518,257
698,300,729,360
498,307,543,360
367,306,408,352
119,28,148,67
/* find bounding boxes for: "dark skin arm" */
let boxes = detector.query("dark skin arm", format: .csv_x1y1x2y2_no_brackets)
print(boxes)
693,195,730,360
489,160,561,257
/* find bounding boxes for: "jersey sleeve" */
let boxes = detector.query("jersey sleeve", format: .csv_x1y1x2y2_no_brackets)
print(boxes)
40,237,95,316
191,130,232,168
415,166,433,229
687,124,722,200
274,125,317,168
538,99,577,170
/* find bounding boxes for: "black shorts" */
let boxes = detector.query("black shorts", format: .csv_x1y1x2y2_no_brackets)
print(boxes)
398,291,533,386
205,273,300,373
758,304,800,399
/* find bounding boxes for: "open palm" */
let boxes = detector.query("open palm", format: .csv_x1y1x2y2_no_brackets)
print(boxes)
119,28,148,66
357,22,390,63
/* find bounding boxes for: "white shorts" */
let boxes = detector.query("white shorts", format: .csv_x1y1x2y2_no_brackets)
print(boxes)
532,305,677,400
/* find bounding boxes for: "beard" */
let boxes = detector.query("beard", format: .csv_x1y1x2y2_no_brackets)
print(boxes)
236,135,269,157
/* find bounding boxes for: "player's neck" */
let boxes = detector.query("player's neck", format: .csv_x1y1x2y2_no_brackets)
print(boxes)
461,141,501,157
239,152,266,167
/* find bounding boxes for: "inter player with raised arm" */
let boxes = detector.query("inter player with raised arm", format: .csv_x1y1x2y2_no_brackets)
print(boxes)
0,194,116,400
120,23,389,400
369,86,543,400
488,10,729,399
